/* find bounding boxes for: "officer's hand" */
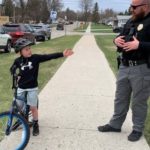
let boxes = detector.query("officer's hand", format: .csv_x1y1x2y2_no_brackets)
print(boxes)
123,36,139,51
114,36,125,48
63,49,74,57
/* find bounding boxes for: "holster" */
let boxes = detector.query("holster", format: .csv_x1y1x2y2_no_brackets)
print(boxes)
147,55,150,68
117,56,121,69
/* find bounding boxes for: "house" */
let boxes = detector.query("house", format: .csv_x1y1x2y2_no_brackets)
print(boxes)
101,17,115,26
106,17,115,26
113,15,131,28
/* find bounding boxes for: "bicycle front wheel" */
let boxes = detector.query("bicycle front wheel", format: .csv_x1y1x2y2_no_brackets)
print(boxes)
0,111,30,150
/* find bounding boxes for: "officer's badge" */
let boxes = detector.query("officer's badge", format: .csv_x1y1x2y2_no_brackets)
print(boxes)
137,24,143,31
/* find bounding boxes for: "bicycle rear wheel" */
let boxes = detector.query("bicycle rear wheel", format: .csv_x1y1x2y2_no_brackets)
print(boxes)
0,111,30,150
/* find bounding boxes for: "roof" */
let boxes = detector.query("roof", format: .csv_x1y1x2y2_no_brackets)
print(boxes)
116,15,131,20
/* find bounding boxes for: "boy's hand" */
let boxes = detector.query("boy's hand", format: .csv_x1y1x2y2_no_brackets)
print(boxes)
63,49,74,57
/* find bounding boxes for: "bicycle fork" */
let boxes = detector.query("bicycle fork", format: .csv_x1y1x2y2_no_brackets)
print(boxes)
5,101,15,135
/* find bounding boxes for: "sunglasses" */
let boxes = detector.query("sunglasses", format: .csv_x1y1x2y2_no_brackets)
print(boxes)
130,4,147,9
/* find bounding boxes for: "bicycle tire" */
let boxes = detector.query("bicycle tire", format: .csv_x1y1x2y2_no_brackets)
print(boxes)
0,111,30,150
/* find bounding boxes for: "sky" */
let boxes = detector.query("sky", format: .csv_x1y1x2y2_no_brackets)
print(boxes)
0,0,131,13
0,0,3,5
62,0,131,12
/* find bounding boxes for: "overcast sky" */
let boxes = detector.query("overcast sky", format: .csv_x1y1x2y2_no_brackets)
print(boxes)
63,0,131,12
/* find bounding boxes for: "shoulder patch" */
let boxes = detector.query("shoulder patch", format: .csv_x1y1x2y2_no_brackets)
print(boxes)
137,24,144,31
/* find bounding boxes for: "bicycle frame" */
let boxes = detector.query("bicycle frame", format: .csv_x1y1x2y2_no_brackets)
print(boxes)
5,73,30,135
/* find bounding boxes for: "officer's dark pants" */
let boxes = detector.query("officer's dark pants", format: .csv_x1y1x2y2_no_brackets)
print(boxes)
109,64,150,132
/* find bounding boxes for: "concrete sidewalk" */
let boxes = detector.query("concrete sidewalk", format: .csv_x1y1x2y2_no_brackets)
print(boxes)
0,31,149,149
27,33,149,149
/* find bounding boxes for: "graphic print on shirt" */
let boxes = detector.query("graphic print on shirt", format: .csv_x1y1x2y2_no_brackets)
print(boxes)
21,61,33,71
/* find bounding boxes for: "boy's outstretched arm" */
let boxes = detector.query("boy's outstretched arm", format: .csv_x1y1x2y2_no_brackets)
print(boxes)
37,49,74,63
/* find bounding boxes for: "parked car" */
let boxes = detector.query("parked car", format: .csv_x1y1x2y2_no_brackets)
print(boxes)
24,24,44,42
0,26,12,53
3,24,36,46
56,23,64,30
107,21,113,26
30,24,51,41
69,21,74,24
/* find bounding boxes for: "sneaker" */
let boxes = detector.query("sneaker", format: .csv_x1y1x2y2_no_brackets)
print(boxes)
128,130,142,142
33,122,39,136
98,124,121,132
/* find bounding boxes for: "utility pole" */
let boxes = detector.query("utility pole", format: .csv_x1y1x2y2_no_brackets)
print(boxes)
64,15,67,36
0,5,2,16
48,0,54,23
47,0,51,10
0,0,5,16
48,0,54,11
12,0,16,23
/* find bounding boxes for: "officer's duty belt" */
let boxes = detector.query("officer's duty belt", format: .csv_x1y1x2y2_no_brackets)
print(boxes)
121,59,147,67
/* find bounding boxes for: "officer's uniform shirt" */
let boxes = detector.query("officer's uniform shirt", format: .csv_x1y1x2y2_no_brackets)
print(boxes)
118,12,150,61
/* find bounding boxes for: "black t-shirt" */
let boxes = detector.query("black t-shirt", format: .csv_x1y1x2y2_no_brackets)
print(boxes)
10,53,64,89
117,12,150,61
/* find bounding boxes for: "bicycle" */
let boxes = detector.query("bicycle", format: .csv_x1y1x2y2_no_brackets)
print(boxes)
0,73,31,150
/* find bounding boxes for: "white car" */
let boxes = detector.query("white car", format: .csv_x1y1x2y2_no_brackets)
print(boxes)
0,26,12,53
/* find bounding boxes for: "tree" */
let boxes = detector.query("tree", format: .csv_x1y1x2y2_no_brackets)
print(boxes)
79,0,93,22
66,8,77,21
103,8,116,18
124,9,131,15
40,0,49,22
57,8,77,21
26,0,42,23
118,12,124,15
18,0,27,22
4,0,13,17
92,2,100,24
51,0,63,12
26,0,50,23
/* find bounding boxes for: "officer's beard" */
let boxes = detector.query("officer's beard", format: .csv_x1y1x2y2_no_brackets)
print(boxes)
131,10,146,21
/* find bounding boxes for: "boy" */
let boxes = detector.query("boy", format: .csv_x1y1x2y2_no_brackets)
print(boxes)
10,38,73,136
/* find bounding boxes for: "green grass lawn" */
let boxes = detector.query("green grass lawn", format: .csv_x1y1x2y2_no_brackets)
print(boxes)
91,23,112,29
91,23,113,33
74,22,113,33
95,35,118,74
92,30,113,33
0,35,81,113
95,35,150,145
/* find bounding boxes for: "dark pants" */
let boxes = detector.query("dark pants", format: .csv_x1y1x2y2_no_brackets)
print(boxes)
109,64,150,132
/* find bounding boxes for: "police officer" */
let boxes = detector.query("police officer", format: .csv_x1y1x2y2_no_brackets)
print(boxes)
98,0,150,142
